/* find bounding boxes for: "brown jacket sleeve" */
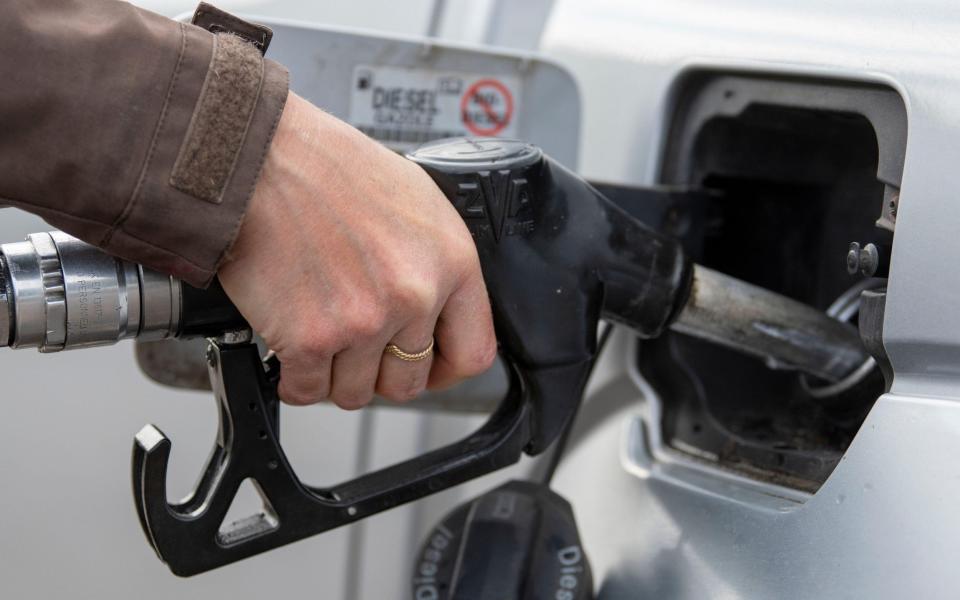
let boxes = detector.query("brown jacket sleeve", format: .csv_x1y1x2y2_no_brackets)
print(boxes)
0,0,289,286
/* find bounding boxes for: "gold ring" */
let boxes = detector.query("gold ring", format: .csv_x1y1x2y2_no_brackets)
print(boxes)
385,339,435,362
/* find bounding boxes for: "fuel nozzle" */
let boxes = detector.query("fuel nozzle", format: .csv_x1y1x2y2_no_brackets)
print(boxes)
409,138,869,385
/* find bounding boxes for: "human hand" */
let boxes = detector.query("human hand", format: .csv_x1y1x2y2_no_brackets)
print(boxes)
218,92,497,408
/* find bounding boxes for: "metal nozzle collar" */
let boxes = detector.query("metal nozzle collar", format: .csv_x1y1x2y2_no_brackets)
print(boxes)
0,232,182,351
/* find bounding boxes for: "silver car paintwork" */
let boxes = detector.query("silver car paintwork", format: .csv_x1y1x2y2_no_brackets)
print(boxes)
540,1,960,598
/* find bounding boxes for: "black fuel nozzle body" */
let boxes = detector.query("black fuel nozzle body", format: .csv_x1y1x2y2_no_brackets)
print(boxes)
128,138,694,576
411,138,690,451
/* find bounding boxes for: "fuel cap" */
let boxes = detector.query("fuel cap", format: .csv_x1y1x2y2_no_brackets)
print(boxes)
411,480,593,600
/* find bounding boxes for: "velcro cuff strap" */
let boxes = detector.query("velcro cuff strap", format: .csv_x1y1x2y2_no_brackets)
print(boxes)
170,33,264,203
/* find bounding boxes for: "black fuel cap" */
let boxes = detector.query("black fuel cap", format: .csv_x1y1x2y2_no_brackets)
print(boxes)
411,480,593,600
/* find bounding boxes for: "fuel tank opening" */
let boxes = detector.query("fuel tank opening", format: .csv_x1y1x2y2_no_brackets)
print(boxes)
642,72,907,491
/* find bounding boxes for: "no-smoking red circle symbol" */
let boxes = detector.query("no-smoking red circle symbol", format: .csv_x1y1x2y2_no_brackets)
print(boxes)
460,78,514,136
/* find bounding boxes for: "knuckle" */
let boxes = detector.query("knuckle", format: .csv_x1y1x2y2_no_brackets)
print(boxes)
458,338,498,377
448,232,479,270
279,385,321,407
393,279,439,315
348,301,389,339
290,329,338,359
394,390,421,403
379,378,426,403
332,391,373,411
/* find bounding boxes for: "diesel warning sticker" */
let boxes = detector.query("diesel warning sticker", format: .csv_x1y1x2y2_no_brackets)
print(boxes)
348,65,521,149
